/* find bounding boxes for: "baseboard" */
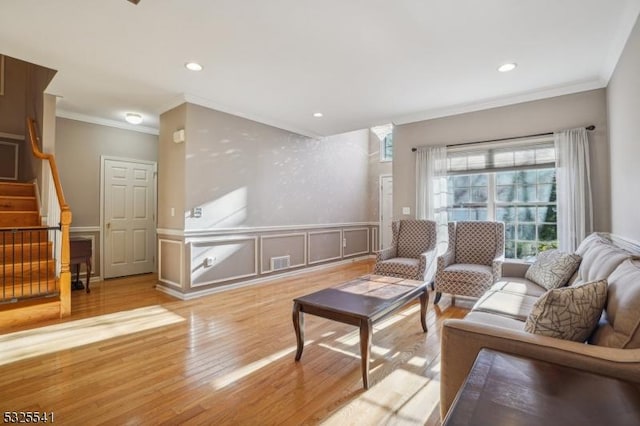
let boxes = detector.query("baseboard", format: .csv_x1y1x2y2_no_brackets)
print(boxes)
156,255,373,300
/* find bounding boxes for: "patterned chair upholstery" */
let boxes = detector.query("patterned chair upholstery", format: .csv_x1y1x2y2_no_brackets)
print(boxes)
374,220,437,282
434,221,505,304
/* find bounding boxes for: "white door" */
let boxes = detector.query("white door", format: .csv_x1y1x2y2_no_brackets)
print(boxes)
103,159,156,278
380,175,393,249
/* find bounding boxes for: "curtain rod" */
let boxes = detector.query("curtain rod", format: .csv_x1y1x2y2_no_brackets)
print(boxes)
410,125,595,152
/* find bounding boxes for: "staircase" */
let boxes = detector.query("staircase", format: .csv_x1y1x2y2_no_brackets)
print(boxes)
0,181,60,329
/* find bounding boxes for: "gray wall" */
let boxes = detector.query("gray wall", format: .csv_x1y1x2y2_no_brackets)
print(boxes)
393,89,611,232
607,15,640,243
158,104,186,230
183,103,370,229
56,118,158,227
56,118,158,278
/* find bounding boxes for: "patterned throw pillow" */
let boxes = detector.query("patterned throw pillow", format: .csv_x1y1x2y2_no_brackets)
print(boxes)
525,250,582,290
524,280,607,342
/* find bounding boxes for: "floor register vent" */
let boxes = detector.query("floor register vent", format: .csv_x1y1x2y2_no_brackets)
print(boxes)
271,255,291,271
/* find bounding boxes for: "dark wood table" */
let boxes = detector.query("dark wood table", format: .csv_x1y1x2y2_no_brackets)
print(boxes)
70,237,92,293
292,274,428,389
443,348,640,426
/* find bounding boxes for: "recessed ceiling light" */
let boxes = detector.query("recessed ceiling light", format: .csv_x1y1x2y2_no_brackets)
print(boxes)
185,62,203,71
498,62,517,73
125,113,143,125
313,112,323,118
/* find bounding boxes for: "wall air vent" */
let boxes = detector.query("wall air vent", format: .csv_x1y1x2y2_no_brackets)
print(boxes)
270,255,291,271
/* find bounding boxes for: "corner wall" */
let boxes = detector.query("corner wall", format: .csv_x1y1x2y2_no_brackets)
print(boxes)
607,15,640,243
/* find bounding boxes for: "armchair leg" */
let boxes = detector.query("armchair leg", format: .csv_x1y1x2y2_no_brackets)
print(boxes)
433,292,442,305
430,281,435,291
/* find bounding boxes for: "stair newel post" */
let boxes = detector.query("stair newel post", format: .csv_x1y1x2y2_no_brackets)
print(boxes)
59,208,72,317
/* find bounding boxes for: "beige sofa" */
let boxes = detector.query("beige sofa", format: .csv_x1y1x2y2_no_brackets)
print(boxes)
440,233,640,419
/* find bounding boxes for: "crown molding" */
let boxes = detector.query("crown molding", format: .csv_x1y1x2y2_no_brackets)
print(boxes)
393,79,607,126
56,110,159,136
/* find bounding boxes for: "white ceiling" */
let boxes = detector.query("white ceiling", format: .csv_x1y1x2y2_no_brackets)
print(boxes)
1,0,639,137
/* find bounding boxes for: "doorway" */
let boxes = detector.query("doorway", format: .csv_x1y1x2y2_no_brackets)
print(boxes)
101,157,156,279
379,174,393,249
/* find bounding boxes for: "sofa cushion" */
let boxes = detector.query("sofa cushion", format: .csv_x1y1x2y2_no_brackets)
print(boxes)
524,280,607,342
472,290,539,321
464,311,526,331
574,241,629,285
590,259,640,348
375,258,419,278
575,233,609,257
490,278,547,297
525,250,582,290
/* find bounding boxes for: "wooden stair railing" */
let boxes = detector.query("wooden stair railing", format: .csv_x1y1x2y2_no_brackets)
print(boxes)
26,117,72,317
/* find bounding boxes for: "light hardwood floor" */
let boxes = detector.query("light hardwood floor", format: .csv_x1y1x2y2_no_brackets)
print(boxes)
0,260,469,425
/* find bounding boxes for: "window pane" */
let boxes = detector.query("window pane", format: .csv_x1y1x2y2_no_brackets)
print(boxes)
454,188,470,204
537,169,555,183
496,207,515,222
537,184,554,202
517,207,536,222
537,206,557,223
505,241,516,259
517,185,536,202
522,171,537,184
518,224,536,241
470,208,488,220
517,241,538,259
471,187,488,203
497,171,516,185
451,209,468,221
505,223,516,240
453,175,470,187
497,185,515,202
538,224,557,241
471,174,487,186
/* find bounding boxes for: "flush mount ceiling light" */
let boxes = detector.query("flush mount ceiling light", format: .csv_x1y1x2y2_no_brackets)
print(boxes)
313,112,323,118
125,113,143,125
497,62,517,73
185,62,203,71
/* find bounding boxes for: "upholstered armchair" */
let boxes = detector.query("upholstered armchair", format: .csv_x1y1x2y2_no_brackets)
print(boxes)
374,220,437,282
434,221,505,304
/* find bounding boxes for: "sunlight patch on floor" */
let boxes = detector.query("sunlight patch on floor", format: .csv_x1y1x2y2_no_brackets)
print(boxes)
321,368,440,425
210,342,312,390
0,306,185,366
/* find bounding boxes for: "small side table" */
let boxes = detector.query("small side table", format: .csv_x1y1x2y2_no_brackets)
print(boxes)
70,238,92,293
443,348,640,426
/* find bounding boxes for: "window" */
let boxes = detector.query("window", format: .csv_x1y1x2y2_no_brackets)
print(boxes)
372,124,393,162
445,136,558,260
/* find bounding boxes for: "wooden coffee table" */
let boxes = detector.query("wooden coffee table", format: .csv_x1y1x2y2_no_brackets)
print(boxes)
292,274,428,389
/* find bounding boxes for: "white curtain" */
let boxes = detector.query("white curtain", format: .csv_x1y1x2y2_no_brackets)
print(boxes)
554,128,593,252
416,145,448,254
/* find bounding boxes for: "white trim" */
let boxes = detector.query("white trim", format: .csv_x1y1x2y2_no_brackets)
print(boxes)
393,79,605,126
100,156,158,279
259,232,307,274
0,140,19,180
0,54,4,96
0,132,24,140
70,226,101,233
31,179,43,220
158,222,377,238
158,239,183,289
342,227,370,258
372,227,379,252
157,256,371,300
308,229,343,265
379,174,393,249
57,110,159,136
190,236,258,287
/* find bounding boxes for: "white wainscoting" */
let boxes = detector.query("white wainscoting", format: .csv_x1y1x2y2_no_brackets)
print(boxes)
190,236,258,287
342,227,370,258
259,232,307,274
158,239,184,289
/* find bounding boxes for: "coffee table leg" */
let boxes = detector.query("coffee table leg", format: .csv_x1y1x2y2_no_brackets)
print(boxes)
292,302,304,361
420,289,428,332
360,319,372,389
